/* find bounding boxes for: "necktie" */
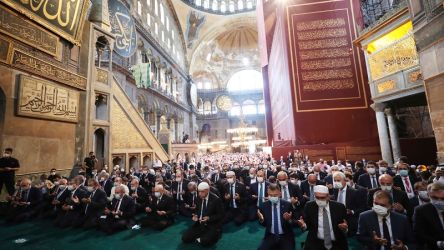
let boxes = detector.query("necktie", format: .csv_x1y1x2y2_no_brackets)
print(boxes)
177,182,181,200
283,187,288,201
382,217,391,249
230,184,235,208
200,199,207,219
310,185,314,201
273,204,280,235
323,208,332,249
372,176,376,188
258,183,263,207
85,191,95,214
404,177,412,193
338,189,344,205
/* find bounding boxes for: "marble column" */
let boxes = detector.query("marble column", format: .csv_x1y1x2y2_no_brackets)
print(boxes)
156,113,161,137
385,108,401,163
174,120,179,142
371,103,393,165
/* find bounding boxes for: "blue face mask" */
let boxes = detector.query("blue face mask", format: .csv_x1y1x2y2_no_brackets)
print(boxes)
399,170,409,177
269,197,279,204
431,199,444,210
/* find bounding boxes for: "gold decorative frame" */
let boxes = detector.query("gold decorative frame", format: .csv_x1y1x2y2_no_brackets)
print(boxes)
96,67,109,84
9,49,87,90
0,34,13,63
0,5,59,56
377,80,396,93
17,74,79,123
0,0,89,46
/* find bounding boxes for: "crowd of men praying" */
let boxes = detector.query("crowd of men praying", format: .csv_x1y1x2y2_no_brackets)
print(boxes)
1,148,444,250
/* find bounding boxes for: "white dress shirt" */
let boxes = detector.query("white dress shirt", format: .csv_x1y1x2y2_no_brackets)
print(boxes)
337,185,347,205
317,204,336,241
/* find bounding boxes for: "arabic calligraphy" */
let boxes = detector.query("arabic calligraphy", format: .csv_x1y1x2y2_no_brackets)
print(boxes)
303,79,355,91
296,18,346,31
297,28,347,41
18,75,79,122
11,49,87,90
0,5,59,56
108,0,137,57
0,0,89,45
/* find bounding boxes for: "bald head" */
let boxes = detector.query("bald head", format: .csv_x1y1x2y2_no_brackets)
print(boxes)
379,174,393,186
308,174,317,185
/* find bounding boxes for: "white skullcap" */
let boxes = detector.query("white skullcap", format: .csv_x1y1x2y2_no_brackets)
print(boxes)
198,182,210,191
226,171,235,177
313,185,329,194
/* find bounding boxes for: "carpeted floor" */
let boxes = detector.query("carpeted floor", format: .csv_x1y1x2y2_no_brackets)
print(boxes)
0,216,363,250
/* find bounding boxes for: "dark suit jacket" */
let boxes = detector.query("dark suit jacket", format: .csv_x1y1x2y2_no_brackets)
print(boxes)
413,203,444,250
332,186,364,214
357,210,415,249
18,187,43,209
258,199,294,236
300,180,324,202
394,175,416,193
249,182,269,205
66,187,88,212
100,179,113,197
53,186,71,207
107,195,135,220
84,188,107,217
129,186,148,206
194,193,225,229
367,188,412,218
147,194,176,221
358,173,380,189
278,183,304,208
223,181,248,209
303,201,348,250
171,180,189,201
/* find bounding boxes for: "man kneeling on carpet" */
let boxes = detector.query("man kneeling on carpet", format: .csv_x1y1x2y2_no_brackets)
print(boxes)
140,183,176,230
98,185,135,234
182,182,225,247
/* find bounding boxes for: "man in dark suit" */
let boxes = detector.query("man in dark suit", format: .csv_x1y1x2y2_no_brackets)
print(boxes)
413,182,444,250
312,164,327,181
332,172,365,236
182,182,225,247
257,183,295,250
410,181,430,209
5,178,42,223
99,172,113,197
249,170,269,221
393,163,417,199
54,176,89,228
75,178,107,228
179,182,198,217
357,190,414,249
367,174,412,218
298,185,349,250
98,185,135,234
129,179,148,213
42,178,71,218
141,184,176,230
358,161,380,189
300,174,324,203
222,171,248,226
277,171,304,219
171,171,189,207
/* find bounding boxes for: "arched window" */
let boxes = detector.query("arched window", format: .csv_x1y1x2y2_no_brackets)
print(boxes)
229,1,235,12
195,0,202,7
226,70,264,92
238,0,244,10
258,100,265,114
203,101,211,115
229,102,241,116
242,100,257,115
220,1,226,12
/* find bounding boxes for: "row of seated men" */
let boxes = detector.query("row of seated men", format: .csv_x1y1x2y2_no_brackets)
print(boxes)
1,162,442,249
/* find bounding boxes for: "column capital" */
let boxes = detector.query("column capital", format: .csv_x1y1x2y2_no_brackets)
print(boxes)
370,103,387,112
384,107,394,116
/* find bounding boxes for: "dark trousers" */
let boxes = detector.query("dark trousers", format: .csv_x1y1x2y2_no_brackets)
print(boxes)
258,233,295,250
54,210,82,228
72,214,99,229
140,213,173,230
248,205,259,221
5,205,36,223
223,207,247,226
182,223,221,247
98,216,129,235
0,174,15,195
178,204,196,217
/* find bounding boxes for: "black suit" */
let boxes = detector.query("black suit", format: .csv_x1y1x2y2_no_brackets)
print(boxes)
100,179,113,197
358,173,380,189
98,195,135,234
129,186,148,213
279,182,304,219
54,187,88,228
182,193,225,247
258,200,295,250
141,194,176,230
303,201,348,250
393,175,416,194
248,181,269,221
222,181,248,225
171,180,189,204
333,186,365,236
367,188,412,218
179,191,198,217
74,188,107,228
6,186,42,223
413,203,444,250
300,180,324,203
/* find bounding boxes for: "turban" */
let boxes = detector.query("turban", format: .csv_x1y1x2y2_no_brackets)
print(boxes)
198,182,210,191
313,185,328,194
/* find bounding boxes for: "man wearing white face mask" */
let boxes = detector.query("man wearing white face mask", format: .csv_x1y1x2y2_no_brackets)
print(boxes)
277,171,303,220
108,177,129,201
99,185,135,234
141,184,176,230
54,176,88,228
409,182,430,209
368,174,412,218
298,185,349,249
357,190,413,250
358,161,380,189
223,171,247,226
394,163,417,199
414,182,444,249
249,170,269,221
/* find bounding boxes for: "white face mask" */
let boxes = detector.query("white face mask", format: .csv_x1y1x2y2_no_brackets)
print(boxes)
279,181,287,186
3,153,11,157
379,167,387,173
381,185,392,191
176,177,182,182
315,199,327,207
372,204,388,216
67,185,75,191
227,178,234,184
290,179,298,185
114,194,122,200
367,168,376,175
418,191,429,200
249,174,255,179
86,186,94,192
154,192,161,198
59,185,66,190
269,196,279,204
257,177,264,183
333,181,343,189
131,186,137,191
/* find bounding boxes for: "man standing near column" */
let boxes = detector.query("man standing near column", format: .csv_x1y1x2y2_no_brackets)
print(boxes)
0,148,20,196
